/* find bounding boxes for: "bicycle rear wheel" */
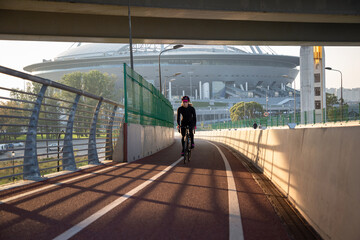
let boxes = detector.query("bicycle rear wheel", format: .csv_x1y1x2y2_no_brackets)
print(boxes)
184,135,189,164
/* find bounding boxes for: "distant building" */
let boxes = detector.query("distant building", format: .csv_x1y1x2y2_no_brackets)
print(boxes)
327,88,360,103
24,44,299,100
24,44,300,124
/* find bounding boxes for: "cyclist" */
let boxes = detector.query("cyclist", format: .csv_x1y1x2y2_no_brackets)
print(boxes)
177,96,197,156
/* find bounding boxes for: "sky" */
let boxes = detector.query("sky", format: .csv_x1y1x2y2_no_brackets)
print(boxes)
0,40,359,92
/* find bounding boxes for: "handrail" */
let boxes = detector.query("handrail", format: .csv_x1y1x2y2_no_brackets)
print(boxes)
0,65,125,183
0,65,123,108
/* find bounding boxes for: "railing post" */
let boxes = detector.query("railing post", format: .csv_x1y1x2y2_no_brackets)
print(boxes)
313,110,316,124
140,74,144,125
23,84,47,180
123,63,128,162
88,98,103,165
62,94,80,171
106,105,118,160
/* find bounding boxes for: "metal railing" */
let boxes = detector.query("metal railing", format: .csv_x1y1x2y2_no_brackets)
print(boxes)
0,66,124,184
210,106,360,130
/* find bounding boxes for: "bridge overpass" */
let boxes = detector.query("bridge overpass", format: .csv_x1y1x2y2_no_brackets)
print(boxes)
0,0,359,45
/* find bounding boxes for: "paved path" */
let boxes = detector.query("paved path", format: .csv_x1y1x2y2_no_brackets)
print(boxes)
0,140,290,240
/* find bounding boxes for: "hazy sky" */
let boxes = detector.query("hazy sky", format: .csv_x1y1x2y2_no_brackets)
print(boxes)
0,40,359,92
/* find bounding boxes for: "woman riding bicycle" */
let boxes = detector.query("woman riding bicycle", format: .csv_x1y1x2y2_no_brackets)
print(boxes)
177,96,197,156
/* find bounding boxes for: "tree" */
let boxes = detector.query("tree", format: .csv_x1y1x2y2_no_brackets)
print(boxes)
326,93,341,121
58,71,118,138
59,70,117,102
0,100,24,140
230,101,264,122
326,93,338,109
9,82,62,140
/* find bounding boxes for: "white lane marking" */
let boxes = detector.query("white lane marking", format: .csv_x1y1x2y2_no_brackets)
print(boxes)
207,141,244,240
53,157,182,240
0,163,127,205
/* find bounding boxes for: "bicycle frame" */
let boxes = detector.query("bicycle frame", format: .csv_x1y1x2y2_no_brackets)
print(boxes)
182,126,192,164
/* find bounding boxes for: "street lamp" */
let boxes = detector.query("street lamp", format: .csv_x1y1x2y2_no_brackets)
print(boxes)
167,78,176,100
282,75,296,122
128,0,134,69
266,86,269,113
164,72,181,98
158,44,184,94
188,71,193,97
325,67,343,120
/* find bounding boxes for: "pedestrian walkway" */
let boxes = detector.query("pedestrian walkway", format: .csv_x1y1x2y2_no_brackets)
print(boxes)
0,140,309,240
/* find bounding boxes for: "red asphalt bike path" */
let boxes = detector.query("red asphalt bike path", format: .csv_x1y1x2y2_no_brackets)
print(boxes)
0,140,290,240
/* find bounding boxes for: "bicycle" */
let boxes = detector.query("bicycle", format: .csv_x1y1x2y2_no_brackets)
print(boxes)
181,125,192,164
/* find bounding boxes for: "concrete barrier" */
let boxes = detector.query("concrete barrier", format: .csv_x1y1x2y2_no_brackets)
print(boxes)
113,124,174,162
197,125,360,240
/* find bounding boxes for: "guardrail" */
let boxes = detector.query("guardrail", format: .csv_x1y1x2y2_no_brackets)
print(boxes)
0,66,124,184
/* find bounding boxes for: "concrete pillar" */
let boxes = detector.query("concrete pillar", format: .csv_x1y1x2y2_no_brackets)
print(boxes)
199,81,202,99
169,81,172,100
182,90,185,96
300,46,315,124
195,89,198,99
245,82,248,91
240,84,244,91
203,82,210,99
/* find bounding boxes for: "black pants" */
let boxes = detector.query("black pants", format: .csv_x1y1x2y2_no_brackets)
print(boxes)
180,126,194,152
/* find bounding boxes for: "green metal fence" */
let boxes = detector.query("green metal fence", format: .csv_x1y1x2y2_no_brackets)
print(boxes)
210,105,360,130
123,64,173,127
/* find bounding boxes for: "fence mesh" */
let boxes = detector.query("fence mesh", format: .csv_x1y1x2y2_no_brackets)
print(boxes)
210,105,360,130
123,64,173,127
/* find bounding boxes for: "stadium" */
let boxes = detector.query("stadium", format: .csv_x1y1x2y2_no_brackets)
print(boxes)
24,44,300,124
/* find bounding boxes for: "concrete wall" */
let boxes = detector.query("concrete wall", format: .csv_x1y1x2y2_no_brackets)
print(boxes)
113,124,174,162
197,126,360,240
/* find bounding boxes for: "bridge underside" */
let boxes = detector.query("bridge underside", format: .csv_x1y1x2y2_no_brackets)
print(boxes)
0,0,359,45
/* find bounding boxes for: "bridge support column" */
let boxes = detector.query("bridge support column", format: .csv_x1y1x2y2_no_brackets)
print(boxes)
88,98,103,165
105,105,118,160
62,94,80,171
24,85,47,180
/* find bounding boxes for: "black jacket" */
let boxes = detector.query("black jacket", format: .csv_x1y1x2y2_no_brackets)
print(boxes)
177,105,196,127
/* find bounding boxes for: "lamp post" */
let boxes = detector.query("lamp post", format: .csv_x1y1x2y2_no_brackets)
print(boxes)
325,67,343,120
158,44,183,94
128,0,134,69
266,87,268,113
164,72,181,98
188,71,193,97
167,78,176,100
282,75,296,122
11,151,15,181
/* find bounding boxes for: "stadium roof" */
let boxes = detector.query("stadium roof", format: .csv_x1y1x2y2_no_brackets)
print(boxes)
55,43,278,61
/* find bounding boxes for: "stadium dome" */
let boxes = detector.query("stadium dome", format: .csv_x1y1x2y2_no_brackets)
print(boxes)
24,44,299,100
